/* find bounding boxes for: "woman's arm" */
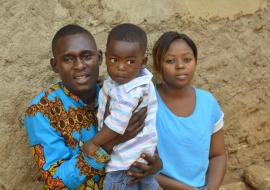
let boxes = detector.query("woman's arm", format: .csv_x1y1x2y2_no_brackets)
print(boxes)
205,129,227,190
155,174,197,190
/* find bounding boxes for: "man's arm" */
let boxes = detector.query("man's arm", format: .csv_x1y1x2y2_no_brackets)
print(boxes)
204,129,227,190
25,110,108,189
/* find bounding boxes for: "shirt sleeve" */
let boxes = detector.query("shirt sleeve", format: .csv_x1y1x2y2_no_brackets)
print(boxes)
211,94,224,134
25,109,108,190
104,87,143,135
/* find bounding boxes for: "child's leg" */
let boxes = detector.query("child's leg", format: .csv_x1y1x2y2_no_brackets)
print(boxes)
103,171,138,190
138,175,159,190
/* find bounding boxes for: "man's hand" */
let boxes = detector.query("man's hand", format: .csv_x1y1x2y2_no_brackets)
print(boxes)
127,152,162,184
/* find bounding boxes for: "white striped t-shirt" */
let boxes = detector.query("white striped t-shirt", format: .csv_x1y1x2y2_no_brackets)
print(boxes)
97,68,158,172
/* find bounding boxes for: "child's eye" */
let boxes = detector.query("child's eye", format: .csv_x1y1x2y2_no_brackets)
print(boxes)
110,58,117,63
127,60,135,64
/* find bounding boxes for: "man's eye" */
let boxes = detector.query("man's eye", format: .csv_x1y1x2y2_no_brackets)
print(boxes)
82,54,92,61
110,58,117,63
127,60,135,64
64,56,74,63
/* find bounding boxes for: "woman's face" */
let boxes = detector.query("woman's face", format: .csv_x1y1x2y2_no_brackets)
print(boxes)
161,39,197,89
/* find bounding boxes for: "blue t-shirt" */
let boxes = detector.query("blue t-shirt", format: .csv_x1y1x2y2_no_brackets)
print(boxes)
156,88,223,187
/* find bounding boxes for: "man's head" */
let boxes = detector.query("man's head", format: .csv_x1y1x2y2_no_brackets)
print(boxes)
105,23,148,84
51,24,102,98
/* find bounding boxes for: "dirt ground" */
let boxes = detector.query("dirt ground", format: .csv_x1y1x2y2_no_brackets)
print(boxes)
0,0,269,189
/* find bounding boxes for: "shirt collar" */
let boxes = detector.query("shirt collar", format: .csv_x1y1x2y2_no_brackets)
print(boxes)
123,68,153,92
59,82,100,109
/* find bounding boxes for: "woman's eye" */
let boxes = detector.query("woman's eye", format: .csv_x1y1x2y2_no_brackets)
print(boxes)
127,60,135,64
165,59,174,64
183,58,192,63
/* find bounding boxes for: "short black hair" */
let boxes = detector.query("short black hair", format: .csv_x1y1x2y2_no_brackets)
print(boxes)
52,24,95,56
152,31,197,75
107,23,147,54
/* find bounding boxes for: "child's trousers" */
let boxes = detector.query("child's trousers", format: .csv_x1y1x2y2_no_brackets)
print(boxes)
103,170,159,190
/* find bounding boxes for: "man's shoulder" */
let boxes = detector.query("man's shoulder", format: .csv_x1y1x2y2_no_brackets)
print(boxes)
27,83,63,106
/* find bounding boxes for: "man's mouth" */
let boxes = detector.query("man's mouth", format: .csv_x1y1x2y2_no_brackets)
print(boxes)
73,74,90,84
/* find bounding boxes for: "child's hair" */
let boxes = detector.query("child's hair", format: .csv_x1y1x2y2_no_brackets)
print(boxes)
52,24,95,56
152,31,197,76
107,23,147,54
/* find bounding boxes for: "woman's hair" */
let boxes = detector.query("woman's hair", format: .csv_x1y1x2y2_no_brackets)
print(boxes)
152,31,197,77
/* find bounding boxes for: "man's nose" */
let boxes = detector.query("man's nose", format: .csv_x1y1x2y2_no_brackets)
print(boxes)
74,58,85,69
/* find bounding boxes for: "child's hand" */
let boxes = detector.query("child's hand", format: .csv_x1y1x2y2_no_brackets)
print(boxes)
127,152,162,184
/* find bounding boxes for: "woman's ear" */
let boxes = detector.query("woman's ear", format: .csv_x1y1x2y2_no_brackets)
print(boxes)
50,58,58,73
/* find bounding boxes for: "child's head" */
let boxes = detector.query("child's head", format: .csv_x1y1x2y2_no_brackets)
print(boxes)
105,23,148,84
152,31,197,88
50,24,102,96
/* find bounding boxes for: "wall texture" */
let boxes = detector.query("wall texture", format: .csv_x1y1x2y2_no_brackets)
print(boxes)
0,0,269,189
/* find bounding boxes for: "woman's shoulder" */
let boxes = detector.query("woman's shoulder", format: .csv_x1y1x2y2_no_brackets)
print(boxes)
194,87,218,102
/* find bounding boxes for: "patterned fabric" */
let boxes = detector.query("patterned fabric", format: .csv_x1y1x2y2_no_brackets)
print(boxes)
97,68,158,172
25,82,109,190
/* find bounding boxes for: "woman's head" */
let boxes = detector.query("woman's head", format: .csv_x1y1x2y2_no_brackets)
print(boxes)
152,32,197,88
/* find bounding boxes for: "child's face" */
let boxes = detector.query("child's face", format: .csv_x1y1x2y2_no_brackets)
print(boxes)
51,33,101,96
105,40,147,84
161,39,196,88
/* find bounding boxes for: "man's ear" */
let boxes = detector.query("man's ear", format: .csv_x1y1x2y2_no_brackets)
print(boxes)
50,58,58,73
141,56,148,68
98,50,103,66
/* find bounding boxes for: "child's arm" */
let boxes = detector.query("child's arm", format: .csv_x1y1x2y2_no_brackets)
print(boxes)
102,107,147,153
81,124,119,157
205,129,227,190
155,174,198,190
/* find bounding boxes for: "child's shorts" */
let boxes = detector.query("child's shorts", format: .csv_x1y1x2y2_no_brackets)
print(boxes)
103,170,159,190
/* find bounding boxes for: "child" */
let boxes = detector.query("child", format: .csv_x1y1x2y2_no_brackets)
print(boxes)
153,32,227,190
85,23,159,190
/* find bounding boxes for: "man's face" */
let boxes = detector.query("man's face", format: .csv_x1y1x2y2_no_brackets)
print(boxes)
105,40,146,84
51,33,101,97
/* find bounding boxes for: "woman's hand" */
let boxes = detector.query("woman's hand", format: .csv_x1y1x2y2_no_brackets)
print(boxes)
127,152,162,184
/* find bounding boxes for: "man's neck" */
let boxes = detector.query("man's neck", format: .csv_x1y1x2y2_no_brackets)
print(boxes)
78,89,96,105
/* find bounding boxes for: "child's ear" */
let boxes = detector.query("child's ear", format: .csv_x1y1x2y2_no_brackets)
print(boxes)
98,50,103,66
50,58,58,73
141,56,148,68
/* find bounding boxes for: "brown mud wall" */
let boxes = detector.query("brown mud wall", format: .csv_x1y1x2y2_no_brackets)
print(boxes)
0,0,269,189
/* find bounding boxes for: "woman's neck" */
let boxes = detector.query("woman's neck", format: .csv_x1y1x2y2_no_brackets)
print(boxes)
159,83,193,99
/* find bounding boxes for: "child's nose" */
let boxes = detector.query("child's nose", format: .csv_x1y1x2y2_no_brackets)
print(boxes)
117,62,125,71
